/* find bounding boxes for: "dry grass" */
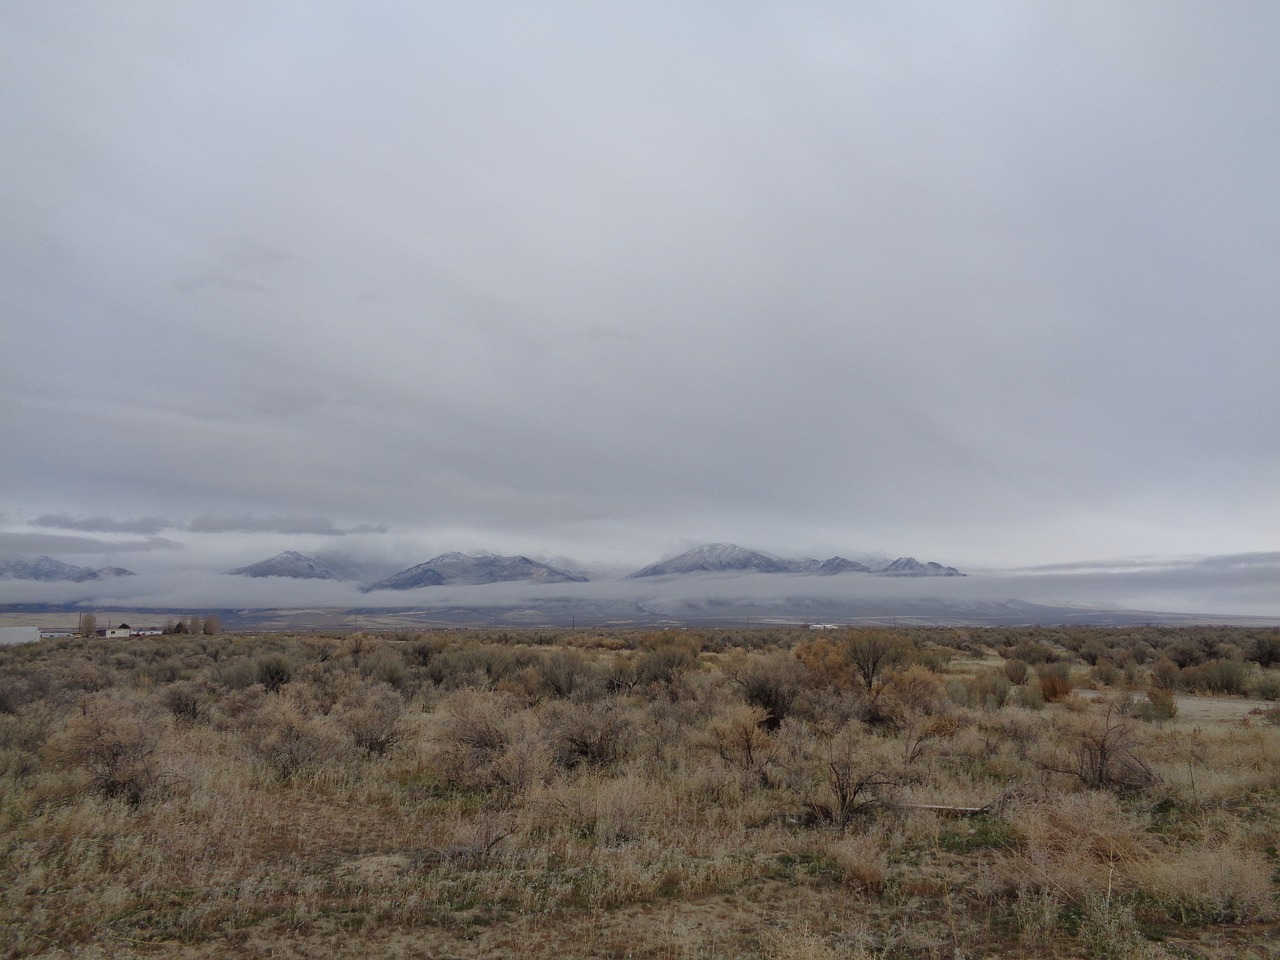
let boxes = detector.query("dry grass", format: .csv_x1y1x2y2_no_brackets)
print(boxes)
2,626,1278,959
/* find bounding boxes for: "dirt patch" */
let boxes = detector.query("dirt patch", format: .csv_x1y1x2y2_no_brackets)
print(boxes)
1171,695,1274,725
334,853,414,886
1077,691,1273,725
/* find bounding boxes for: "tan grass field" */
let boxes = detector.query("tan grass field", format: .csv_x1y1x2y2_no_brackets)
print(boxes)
2,625,1278,959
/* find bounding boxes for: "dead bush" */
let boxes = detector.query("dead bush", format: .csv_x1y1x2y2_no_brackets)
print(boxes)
0,668,51,715
437,687,514,754
899,711,960,764
725,650,807,729
249,693,344,780
161,681,207,724
334,681,405,756
708,704,777,785
545,699,630,768
633,640,697,686
1008,888,1066,950
798,721,898,825
359,645,410,692
999,792,1148,904
794,636,856,688
208,683,267,730
1180,658,1248,695
1092,660,1123,688
1010,639,1061,664
827,834,887,895
1129,840,1278,923
844,630,905,692
485,729,552,794
885,664,946,715
852,684,907,729
255,654,294,693
1251,671,1280,701
529,773,662,847
426,644,533,689
1149,658,1181,691
1042,706,1158,792
537,648,596,699
430,688,548,793
951,670,1012,710
1002,658,1030,686
46,693,170,804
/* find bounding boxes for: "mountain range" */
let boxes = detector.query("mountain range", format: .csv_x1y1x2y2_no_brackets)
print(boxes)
0,543,962,591
227,550,347,580
3,546,1274,629
217,542,962,589
0,556,135,582
628,543,961,578
361,552,591,592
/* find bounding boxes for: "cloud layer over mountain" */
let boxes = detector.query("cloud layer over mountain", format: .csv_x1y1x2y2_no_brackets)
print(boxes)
2,3,1276,605
0,549,1276,622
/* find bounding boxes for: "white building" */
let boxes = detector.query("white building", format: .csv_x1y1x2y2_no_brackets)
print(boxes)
0,626,40,645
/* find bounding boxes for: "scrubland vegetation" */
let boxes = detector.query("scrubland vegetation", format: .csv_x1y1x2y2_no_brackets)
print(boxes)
2,624,1279,959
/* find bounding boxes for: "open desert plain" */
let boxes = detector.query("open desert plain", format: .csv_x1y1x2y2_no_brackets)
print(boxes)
2,625,1278,960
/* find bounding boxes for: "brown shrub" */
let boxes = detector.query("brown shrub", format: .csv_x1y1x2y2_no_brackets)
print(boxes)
1002,658,1030,685
1129,840,1278,923
430,688,548,793
1038,666,1072,703
725,650,807,729
707,704,777,784
1131,689,1177,722
885,664,945,715
843,630,905,692
537,648,596,699
998,792,1148,903
633,640,697,686
161,681,207,724
334,681,406,757
827,834,887,895
45,692,170,804
794,636,856,688
545,699,631,768
796,721,898,825
951,670,1013,710
1042,706,1158,792
250,695,344,780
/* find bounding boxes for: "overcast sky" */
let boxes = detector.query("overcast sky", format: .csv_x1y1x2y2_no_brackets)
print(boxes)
2,2,1277,609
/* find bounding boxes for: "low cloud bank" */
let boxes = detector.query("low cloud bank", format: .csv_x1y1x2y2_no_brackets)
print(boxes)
0,533,184,556
1,553,1275,620
27,513,387,538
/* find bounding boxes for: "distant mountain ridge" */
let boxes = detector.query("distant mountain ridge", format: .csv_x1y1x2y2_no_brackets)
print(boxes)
363,552,589,592
630,543,797,577
816,556,873,575
879,557,963,577
1,543,960,595
228,550,346,580
0,556,135,582
628,543,961,578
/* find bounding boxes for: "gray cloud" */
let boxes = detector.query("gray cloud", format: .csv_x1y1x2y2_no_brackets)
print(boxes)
30,513,386,538
0,533,183,556
33,514,176,535
1005,553,1280,577
1,3,1276,608
186,514,388,536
